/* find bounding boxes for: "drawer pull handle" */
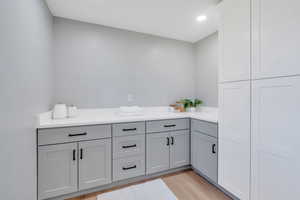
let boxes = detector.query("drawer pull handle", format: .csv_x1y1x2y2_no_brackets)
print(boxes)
80,148,83,160
122,128,137,132
68,132,87,137
72,149,76,161
122,165,137,170
122,144,137,149
167,137,170,146
171,136,174,145
164,124,176,128
212,144,216,154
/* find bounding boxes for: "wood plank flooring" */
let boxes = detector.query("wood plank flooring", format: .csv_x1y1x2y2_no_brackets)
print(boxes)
68,170,231,200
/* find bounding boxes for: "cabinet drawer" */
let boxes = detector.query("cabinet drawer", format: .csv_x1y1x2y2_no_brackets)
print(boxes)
113,135,145,159
113,122,145,137
191,119,218,138
113,155,145,181
38,125,111,145
146,118,189,133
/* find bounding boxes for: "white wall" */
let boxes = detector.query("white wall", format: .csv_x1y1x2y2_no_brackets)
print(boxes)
194,32,219,107
0,8,218,198
0,1,53,200
53,17,196,108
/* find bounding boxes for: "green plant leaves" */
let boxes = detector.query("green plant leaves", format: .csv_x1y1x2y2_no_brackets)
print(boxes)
180,98,203,109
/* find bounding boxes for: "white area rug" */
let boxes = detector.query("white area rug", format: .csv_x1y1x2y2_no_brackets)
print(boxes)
97,179,177,200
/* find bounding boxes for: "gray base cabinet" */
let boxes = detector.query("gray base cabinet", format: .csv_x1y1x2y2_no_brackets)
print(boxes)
112,122,146,182
38,124,112,200
170,131,190,168
146,130,190,174
38,119,194,199
191,131,218,182
38,143,78,200
191,119,218,183
146,132,170,174
79,139,111,190
38,139,112,200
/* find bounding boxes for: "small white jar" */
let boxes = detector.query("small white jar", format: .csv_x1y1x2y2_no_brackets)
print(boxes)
67,105,78,118
52,104,67,119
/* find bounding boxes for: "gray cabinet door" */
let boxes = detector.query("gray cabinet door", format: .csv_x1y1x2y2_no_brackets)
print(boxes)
79,139,112,190
38,143,78,200
170,130,190,168
146,132,170,174
191,131,218,183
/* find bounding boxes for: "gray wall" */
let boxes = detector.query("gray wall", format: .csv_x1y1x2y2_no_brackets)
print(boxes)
0,1,53,200
194,32,219,107
53,17,196,108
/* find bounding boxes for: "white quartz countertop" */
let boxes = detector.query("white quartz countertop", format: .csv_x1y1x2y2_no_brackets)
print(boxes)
37,106,218,129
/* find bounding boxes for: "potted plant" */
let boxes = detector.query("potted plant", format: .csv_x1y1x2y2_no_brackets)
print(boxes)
180,99,203,112
180,99,193,112
194,98,203,112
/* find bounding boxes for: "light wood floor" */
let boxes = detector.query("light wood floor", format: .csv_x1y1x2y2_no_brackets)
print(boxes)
68,170,231,200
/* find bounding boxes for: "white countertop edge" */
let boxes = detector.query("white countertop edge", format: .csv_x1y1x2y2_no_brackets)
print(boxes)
37,107,218,129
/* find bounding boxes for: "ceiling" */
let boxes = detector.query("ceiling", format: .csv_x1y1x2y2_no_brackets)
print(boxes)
46,0,221,43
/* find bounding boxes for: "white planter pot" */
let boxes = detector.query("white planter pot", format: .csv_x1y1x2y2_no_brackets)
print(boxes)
187,107,196,112
196,106,202,112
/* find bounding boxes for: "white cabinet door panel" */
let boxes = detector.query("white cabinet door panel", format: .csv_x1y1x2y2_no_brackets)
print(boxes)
38,143,77,200
170,130,190,168
252,0,300,78
79,139,111,190
251,77,300,200
219,0,251,82
218,81,250,200
146,132,170,174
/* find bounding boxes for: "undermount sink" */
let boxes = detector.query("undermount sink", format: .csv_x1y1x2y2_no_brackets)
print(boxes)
116,106,144,117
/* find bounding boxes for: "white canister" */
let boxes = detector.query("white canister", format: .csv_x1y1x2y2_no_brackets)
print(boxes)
67,105,77,118
52,104,67,119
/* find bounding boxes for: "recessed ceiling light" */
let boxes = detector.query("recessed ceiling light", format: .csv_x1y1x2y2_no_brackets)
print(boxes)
196,15,207,22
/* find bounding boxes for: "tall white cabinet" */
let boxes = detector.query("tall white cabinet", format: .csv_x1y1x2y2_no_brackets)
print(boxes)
218,81,251,200
251,0,300,199
218,0,251,199
252,0,300,79
219,0,251,82
251,77,300,200
220,0,300,199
